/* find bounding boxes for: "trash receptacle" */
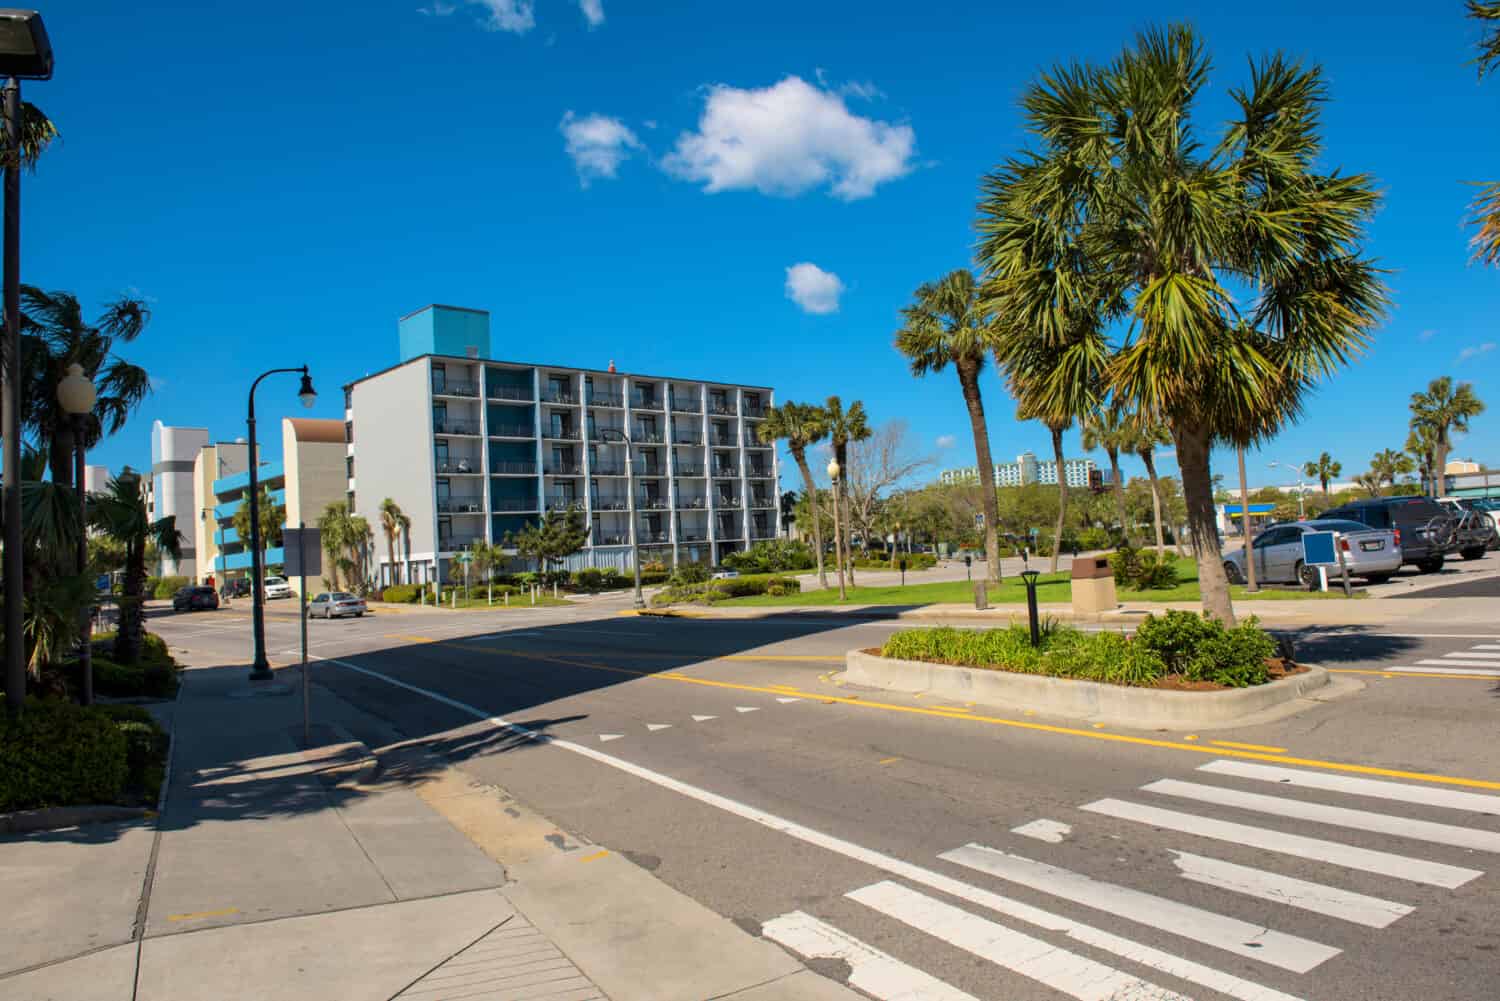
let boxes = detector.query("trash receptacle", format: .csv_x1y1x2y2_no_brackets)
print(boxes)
1070,556,1117,614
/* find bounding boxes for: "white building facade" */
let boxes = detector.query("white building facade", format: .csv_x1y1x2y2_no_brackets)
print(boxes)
149,420,209,578
345,305,779,587
940,451,1097,489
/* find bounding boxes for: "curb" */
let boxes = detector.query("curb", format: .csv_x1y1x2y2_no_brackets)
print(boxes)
0,804,153,835
839,649,1331,730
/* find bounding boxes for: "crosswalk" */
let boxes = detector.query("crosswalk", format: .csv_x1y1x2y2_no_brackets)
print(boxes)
762,758,1500,1000
1393,640,1500,675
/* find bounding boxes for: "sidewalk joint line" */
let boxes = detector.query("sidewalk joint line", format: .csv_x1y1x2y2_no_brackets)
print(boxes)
387,914,515,1000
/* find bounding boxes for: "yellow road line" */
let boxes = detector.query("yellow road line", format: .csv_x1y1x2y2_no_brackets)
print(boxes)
1330,668,1496,682
1209,740,1288,753
385,634,436,644
167,907,239,922
578,849,610,862
878,757,901,765
422,642,1500,792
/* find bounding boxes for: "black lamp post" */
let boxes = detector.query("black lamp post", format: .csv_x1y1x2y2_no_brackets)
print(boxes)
246,366,316,680
57,363,95,704
598,428,645,609
1,9,52,715
1020,569,1042,647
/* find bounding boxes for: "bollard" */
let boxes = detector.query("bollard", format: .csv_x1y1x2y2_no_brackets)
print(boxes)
504,591,510,606
1021,569,1041,647
451,590,456,609
531,586,536,606
973,581,988,610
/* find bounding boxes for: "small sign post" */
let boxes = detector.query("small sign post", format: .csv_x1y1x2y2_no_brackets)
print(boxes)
283,525,322,745
1300,531,1350,598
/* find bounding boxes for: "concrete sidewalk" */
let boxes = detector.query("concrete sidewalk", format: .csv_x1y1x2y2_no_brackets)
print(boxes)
2,659,858,1001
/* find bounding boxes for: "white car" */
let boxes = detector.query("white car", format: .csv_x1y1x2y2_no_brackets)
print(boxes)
308,591,366,619
262,576,294,600
710,568,740,580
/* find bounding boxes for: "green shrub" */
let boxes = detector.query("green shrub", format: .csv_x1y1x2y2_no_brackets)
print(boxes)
669,564,711,586
1077,527,1115,551
572,568,605,591
1109,546,1141,587
882,624,1171,687
853,552,938,571
723,540,816,574
0,699,130,810
96,706,169,802
1043,631,1166,686
1109,547,1180,591
1186,618,1276,687
640,570,670,586
379,584,421,604
143,576,160,598
153,576,190,600
1132,610,1222,674
650,574,800,605
77,657,180,699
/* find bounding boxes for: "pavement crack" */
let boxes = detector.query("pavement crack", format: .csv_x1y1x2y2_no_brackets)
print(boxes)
703,968,804,999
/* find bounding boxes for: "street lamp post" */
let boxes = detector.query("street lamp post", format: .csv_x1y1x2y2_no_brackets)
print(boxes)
57,363,95,704
1268,461,1306,519
827,457,846,601
1,9,53,715
599,428,645,609
246,366,317,680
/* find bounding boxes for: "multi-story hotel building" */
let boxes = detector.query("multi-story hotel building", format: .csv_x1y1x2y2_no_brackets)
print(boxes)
939,451,1098,489
345,305,779,587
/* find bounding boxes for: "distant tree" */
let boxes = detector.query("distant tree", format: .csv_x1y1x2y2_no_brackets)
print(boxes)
507,506,588,573
1355,472,1383,497
1369,448,1415,492
1129,419,1173,557
379,498,410,586
779,490,798,537
1468,1,1500,263
1302,452,1343,495
317,501,355,590
843,421,935,555
1409,377,1485,497
1080,402,1135,547
232,486,284,577
823,396,871,583
759,403,829,586
90,471,182,666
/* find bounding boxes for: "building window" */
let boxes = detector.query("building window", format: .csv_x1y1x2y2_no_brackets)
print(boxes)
347,490,355,511
346,456,354,478
344,387,352,409
344,421,353,443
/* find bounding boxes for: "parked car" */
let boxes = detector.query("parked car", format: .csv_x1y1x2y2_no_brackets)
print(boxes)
1318,496,1460,573
308,591,367,619
1223,519,1402,588
220,578,251,599
710,568,740,580
1437,497,1500,557
263,576,294,599
1458,496,1500,539
172,585,220,612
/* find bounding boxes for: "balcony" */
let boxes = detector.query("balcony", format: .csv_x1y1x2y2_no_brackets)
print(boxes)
436,460,481,475
743,404,767,419
679,532,707,543
491,460,537,475
489,423,534,439
677,497,707,509
586,392,624,408
673,463,705,477
542,427,581,441
591,498,630,511
487,383,532,402
631,395,662,411
743,433,772,448
433,380,479,399
749,495,775,508
715,495,742,507
710,436,737,448
631,430,665,444
708,401,736,416
591,463,628,476
588,426,626,442
636,496,669,511
438,534,484,552
672,430,703,445
437,497,484,514
490,497,539,512
544,462,582,476
541,389,577,405
750,523,775,539
746,466,773,479
669,397,701,414
594,533,628,546
638,531,669,545
712,466,739,479
434,421,481,436
546,495,585,508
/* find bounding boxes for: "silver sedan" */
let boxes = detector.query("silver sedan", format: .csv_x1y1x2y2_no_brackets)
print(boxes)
1224,519,1402,588
308,591,367,619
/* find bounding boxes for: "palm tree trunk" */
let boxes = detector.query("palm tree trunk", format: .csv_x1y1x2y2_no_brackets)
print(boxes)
1434,439,1450,498
792,449,827,588
1175,423,1235,626
831,478,847,599
386,533,396,588
115,542,146,664
1236,446,1258,593
1049,424,1067,573
837,444,857,588
957,360,1002,582
1107,447,1130,547
1139,449,1166,557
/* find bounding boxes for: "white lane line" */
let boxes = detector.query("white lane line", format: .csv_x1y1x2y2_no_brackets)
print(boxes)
1171,851,1413,929
941,845,1337,973
691,715,717,722
322,656,1299,1001
1197,760,1500,815
848,881,1191,1001
598,734,623,742
735,706,760,713
775,697,802,704
1083,798,1481,888
762,911,982,1001
1142,778,1500,854
1444,651,1500,659
1473,644,1500,651
1011,819,1071,844
1415,660,1500,672
646,723,672,732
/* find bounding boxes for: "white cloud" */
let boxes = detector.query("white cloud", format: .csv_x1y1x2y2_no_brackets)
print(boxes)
475,0,535,32
936,434,957,449
577,0,603,26
1457,341,1496,362
149,375,167,392
1418,329,1436,342
418,1,458,14
560,112,641,185
662,76,915,200
784,262,844,314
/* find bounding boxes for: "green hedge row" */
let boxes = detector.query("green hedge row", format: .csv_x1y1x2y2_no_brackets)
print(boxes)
852,552,938,571
1,700,129,811
651,575,801,606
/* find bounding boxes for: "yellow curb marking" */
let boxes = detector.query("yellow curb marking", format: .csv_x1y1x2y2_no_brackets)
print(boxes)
878,757,901,765
167,907,239,922
1210,740,1288,753
1330,668,1495,682
385,634,436,644
412,642,1500,792
1183,735,1199,741
578,849,610,862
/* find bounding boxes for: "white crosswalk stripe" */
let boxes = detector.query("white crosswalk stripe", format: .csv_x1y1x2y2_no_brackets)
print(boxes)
848,881,1193,1001
1415,659,1500,671
1141,778,1500,853
1082,798,1483,887
1444,651,1500,659
1170,851,1413,929
940,844,1337,971
1383,664,1500,676
763,911,982,1001
1196,759,1500,815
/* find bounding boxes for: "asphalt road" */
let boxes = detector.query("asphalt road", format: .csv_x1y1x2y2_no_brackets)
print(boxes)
153,601,1500,1001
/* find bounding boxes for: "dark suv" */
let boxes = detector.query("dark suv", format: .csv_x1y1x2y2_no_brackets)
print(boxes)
1320,496,1460,573
173,585,220,612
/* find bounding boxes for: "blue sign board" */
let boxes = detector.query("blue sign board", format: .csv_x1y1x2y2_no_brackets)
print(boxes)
1301,531,1338,567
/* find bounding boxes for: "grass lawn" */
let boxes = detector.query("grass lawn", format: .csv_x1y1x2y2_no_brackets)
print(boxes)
714,557,1365,607
412,592,573,610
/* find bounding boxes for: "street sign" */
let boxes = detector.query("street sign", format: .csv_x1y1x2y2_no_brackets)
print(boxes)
1301,531,1337,566
283,528,322,577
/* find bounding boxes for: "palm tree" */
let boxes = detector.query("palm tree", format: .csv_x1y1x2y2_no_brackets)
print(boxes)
1409,377,1485,498
1080,402,1134,548
231,486,284,576
20,287,153,490
1302,452,1343,495
1129,417,1174,558
758,403,829,588
824,396,871,586
1355,472,1383,497
1369,448,1415,492
89,471,182,666
894,269,1003,580
318,501,355,590
977,24,1387,624
1406,425,1440,495
1469,1,1500,264
378,498,408,587
348,515,372,592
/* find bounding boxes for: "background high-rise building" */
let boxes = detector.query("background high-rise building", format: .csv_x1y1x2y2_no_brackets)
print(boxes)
939,451,1096,489
150,421,209,578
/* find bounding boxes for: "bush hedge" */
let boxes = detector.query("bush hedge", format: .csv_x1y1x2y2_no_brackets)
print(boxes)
153,576,190,599
378,584,422,603
881,612,1277,689
651,575,801,606
96,705,169,803
723,540,815,574
1108,546,1180,591
852,552,938,571
0,699,130,811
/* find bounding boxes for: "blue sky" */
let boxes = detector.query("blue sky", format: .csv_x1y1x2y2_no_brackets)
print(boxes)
29,1,1500,490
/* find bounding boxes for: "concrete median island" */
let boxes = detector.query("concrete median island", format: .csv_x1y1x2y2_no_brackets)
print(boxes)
840,648,1333,730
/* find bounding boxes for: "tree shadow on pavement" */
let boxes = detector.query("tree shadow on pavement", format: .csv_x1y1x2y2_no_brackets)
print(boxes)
1274,624,1422,666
